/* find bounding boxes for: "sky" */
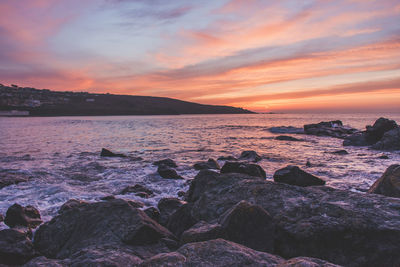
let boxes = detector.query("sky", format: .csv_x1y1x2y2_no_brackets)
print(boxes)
0,0,400,112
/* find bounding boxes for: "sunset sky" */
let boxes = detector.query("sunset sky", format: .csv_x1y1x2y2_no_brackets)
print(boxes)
0,0,399,112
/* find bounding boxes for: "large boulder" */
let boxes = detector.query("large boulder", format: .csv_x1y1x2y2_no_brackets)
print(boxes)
34,199,174,259
186,171,400,266
221,161,266,178
180,221,222,244
100,148,127,157
368,165,400,198
273,165,325,187
157,165,183,180
4,203,42,229
239,150,262,162
166,203,197,237
0,229,38,265
193,158,220,170
371,128,400,150
365,117,398,144
157,198,185,226
304,120,357,138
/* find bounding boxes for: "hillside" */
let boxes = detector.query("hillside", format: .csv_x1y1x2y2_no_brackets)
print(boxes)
0,84,254,116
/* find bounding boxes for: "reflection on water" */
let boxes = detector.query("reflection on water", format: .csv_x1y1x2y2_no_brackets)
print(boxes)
0,113,399,222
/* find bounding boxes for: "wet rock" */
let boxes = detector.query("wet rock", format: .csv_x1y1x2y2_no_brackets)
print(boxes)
0,229,38,265
365,117,398,144
166,203,197,237
0,172,30,189
100,148,127,157
368,164,400,198
157,198,185,226
193,158,220,170
58,199,88,214
304,120,357,138
119,184,154,196
23,256,65,267
187,171,400,266
330,150,349,155
275,135,302,141
268,126,304,134
221,161,266,178
142,239,284,267
219,200,275,253
273,165,325,187
34,199,174,259
371,128,400,150
153,158,177,168
306,160,312,167
4,204,42,229
100,195,115,201
343,132,369,146
144,207,161,223
239,150,262,162
180,221,222,244
378,155,389,159
217,155,237,161
177,190,186,197
278,257,341,267
157,165,183,179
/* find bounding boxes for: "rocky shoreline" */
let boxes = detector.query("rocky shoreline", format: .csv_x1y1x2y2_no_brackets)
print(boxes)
1,117,400,266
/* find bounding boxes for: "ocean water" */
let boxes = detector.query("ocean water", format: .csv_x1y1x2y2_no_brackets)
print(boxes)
1,113,400,225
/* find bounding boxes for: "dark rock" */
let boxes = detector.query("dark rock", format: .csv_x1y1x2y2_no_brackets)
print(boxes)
141,239,284,267
4,204,42,229
187,171,400,266
166,203,197,237
144,207,161,223
177,190,185,197
180,221,222,244
0,213,3,222
23,256,64,267
221,161,266,178
0,172,30,189
193,158,220,170
157,198,185,226
100,148,127,157
157,165,183,179
273,165,325,187
368,164,400,198
239,150,262,162
275,135,302,141
343,132,369,146
304,120,357,138
371,128,400,150
365,117,398,144
268,126,304,134
119,184,154,196
330,150,349,155
306,160,312,167
278,257,341,267
34,199,174,259
0,229,38,265
100,195,115,201
378,155,389,159
153,158,177,168
219,200,275,253
217,156,237,161
58,199,88,214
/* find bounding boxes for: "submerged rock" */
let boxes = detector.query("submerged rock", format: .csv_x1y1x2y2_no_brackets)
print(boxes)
275,135,302,141
268,126,304,134
368,164,400,198
304,120,357,138
153,158,177,168
330,150,349,155
193,158,220,170
157,165,183,180
4,204,42,229
119,184,154,197
239,150,262,162
273,165,325,187
0,229,38,265
221,161,266,178
34,199,174,259
0,172,30,189
100,148,127,157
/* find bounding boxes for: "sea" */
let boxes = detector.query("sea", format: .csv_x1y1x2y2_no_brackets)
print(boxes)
1,113,400,226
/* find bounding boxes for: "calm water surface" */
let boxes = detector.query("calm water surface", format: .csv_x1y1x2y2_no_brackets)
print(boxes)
1,113,400,224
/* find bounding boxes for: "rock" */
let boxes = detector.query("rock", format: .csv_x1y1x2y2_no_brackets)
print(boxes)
100,148,127,157
304,120,357,138
273,165,325,187
368,164,400,198
0,172,30,189
330,150,349,155
119,184,154,196
275,135,302,141
177,190,186,197
187,171,400,266
166,203,197,237
193,158,220,170
58,199,88,214
180,221,222,244
378,155,389,159
153,158,177,168
365,117,398,144
306,160,312,167
278,257,341,267
4,204,42,229
157,165,183,179
221,161,266,178
343,132,369,146
0,229,38,265
0,213,3,222
34,199,174,259
371,128,400,150
219,200,274,253
144,207,161,223
268,126,304,134
23,256,65,267
157,198,185,226
142,239,284,267
100,195,115,201
217,156,237,161
239,150,262,162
